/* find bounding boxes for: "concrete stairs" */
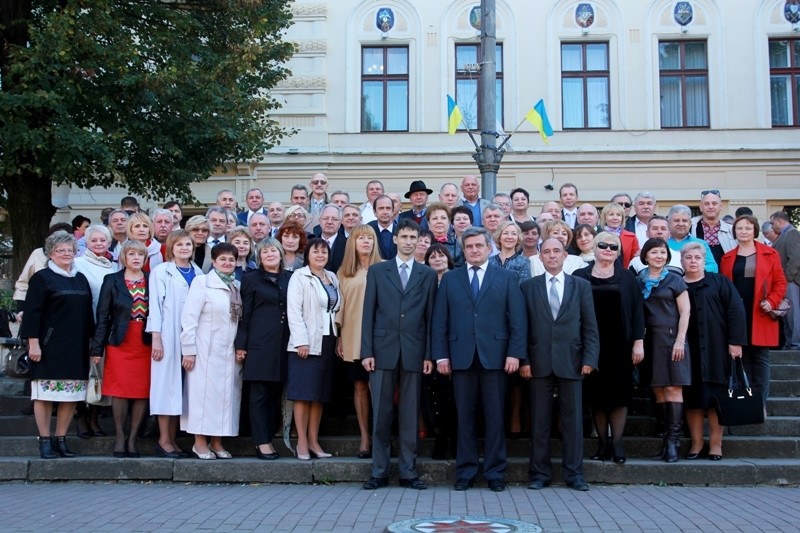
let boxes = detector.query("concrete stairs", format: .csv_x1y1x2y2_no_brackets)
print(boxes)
1,350,798,487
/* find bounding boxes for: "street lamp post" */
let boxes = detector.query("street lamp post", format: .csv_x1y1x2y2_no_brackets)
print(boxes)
474,0,500,200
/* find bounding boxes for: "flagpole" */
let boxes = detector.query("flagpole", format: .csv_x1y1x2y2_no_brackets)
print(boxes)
496,115,527,152
477,0,498,200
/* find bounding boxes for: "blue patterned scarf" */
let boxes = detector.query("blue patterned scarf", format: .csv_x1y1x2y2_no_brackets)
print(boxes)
639,268,668,300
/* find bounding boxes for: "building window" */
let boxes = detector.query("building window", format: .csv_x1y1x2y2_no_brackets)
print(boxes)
361,46,408,132
561,42,610,129
659,40,709,128
455,43,503,130
769,39,800,127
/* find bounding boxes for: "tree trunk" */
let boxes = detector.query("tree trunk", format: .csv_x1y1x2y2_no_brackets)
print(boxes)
7,169,56,280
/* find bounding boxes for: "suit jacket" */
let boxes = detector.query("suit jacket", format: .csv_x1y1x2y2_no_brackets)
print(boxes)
360,260,438,371
236,208,267,226
368,220,397,259
773,225,800,285
431,263,527,370
398,209,429,231
91,270,152,356
623,215,638,233
459,198,490,226
521,273,599,379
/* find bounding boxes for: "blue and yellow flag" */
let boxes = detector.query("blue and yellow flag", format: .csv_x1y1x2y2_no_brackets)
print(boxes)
525,99,554,144
447,95,464,135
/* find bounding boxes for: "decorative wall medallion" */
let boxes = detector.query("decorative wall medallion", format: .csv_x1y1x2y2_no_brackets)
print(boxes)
674,2,694,26
785,0,800,24
376,8,395,33
469,6,482,31
575,4,595,29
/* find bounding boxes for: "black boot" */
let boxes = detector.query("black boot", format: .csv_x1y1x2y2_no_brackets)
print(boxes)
53,436,77,458
664,402,683,463
38,436,58,459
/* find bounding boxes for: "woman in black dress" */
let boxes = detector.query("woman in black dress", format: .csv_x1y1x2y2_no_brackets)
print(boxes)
21,231,95,459
235,237,293,460
637,238,691,463
574,232,644,463
681,242,747,460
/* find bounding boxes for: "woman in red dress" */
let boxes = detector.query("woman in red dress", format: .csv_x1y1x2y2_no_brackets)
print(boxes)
92,240,152,458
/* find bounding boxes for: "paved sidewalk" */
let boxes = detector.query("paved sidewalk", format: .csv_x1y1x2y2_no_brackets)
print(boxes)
0,482,798,532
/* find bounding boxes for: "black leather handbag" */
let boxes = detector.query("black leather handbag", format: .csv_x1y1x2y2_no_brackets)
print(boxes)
713,359,765,426
3,339,30,379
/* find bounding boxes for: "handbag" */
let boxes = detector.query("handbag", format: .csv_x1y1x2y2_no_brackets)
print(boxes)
86,360,109,406
4,341,30,379
713,358,765,426
763,281,791,320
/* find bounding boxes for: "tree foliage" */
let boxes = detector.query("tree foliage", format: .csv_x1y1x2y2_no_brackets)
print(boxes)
0,0,295,276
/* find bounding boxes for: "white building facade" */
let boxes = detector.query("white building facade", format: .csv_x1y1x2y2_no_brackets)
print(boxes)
65,0,800,220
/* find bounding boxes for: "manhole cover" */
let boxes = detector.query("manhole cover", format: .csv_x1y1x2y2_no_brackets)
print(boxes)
385,516,543,533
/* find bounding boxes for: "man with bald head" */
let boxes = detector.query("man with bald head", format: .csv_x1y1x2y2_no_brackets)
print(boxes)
459,175,489,227
309,173,329,216
540,201,563,221
690,190,735,266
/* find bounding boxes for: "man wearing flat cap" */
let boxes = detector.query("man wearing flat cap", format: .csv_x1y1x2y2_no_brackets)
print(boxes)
399,180,433,230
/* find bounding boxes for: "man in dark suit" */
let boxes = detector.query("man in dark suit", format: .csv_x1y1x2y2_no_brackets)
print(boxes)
771,210,800,349
237,188,268,225
368,195,397,260
520,237,600,492
361,219,438,490
431,227,527,492
313,204,347,273
398,180,432,230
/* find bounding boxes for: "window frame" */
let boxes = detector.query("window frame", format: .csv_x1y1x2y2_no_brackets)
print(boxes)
560,41,611,130
768,38,800,128
360,45,409,133
454,42,504,130
658,39,710,129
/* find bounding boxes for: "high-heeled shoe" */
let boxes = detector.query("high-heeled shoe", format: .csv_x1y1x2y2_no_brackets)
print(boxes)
255,447,279,460
612,442,625,464
296,453,311,461
309,449,332,459
210,448,233,459
686,445,708,460
590,443,610,461
38,436,58,459
53,436,77,458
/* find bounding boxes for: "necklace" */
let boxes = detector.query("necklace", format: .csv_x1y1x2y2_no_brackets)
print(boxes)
176,265,193,274
592,265,615,278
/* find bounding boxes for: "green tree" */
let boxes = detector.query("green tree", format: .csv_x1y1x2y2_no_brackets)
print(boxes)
0,0,294,277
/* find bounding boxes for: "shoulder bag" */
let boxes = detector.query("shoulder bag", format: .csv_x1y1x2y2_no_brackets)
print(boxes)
713,358,765,426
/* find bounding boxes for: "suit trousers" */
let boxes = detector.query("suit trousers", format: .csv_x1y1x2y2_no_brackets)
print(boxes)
452,360,507,481
530,375,584,483
783,281,800,350
370,366,421,480
248,381,282,445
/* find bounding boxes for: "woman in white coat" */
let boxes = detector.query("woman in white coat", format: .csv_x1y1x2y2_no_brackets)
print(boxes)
146,230,202,458
287,238,341,460
180,243,243,459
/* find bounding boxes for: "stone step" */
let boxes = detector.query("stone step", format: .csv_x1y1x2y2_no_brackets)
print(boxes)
1,455,798,486
770,381,800,398
770,350,800,365
771,364,800,380
0,396,30,415
2,434,797,459
768,398,800,417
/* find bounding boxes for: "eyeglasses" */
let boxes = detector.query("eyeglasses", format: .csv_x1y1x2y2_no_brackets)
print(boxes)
289,213,306,219
52,248,75,255
701,190,721,198
311,180,327,185
618,202,632,208
596,242,619,251
190,228,209,233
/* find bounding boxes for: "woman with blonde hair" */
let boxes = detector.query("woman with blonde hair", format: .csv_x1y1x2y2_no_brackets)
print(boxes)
184,215,212,273
530,219,587,276
600,203,640,269
125,212,163,273
335,224,382,458
491,220,530,285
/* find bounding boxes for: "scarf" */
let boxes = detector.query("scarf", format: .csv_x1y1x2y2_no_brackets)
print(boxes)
83,250,113,268
48,260,77,278
604,225,622,236
639,268,668,300
215,269,243,322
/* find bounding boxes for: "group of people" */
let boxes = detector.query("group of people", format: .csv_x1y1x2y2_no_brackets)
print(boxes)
14,175,798,494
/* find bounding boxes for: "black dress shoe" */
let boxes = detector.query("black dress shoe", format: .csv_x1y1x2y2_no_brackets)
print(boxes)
708,454,723,461
527,479,550,490
363,477,389,490
155,444,181,459
255,447,279,460
453,478,473,491
113,451,127,458
566,479,590,491
76,429,94,440
686,445,708,460
399,477,427,490
487,479,506,492
357,450,372,459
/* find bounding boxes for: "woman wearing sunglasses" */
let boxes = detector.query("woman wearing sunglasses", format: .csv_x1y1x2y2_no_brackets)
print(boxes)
573,232,645,464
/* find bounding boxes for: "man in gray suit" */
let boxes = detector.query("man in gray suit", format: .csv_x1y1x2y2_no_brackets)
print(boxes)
771,211,800,350
521,237,599,491
361,218,438,490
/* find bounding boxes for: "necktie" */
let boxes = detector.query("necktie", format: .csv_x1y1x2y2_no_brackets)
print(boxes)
212,239,220,246
399,263,409,290
471,266,480,301
549,277,560,319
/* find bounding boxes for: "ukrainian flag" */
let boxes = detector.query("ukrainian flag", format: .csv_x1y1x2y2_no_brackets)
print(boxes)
525,99,554,144
447,95,464,135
